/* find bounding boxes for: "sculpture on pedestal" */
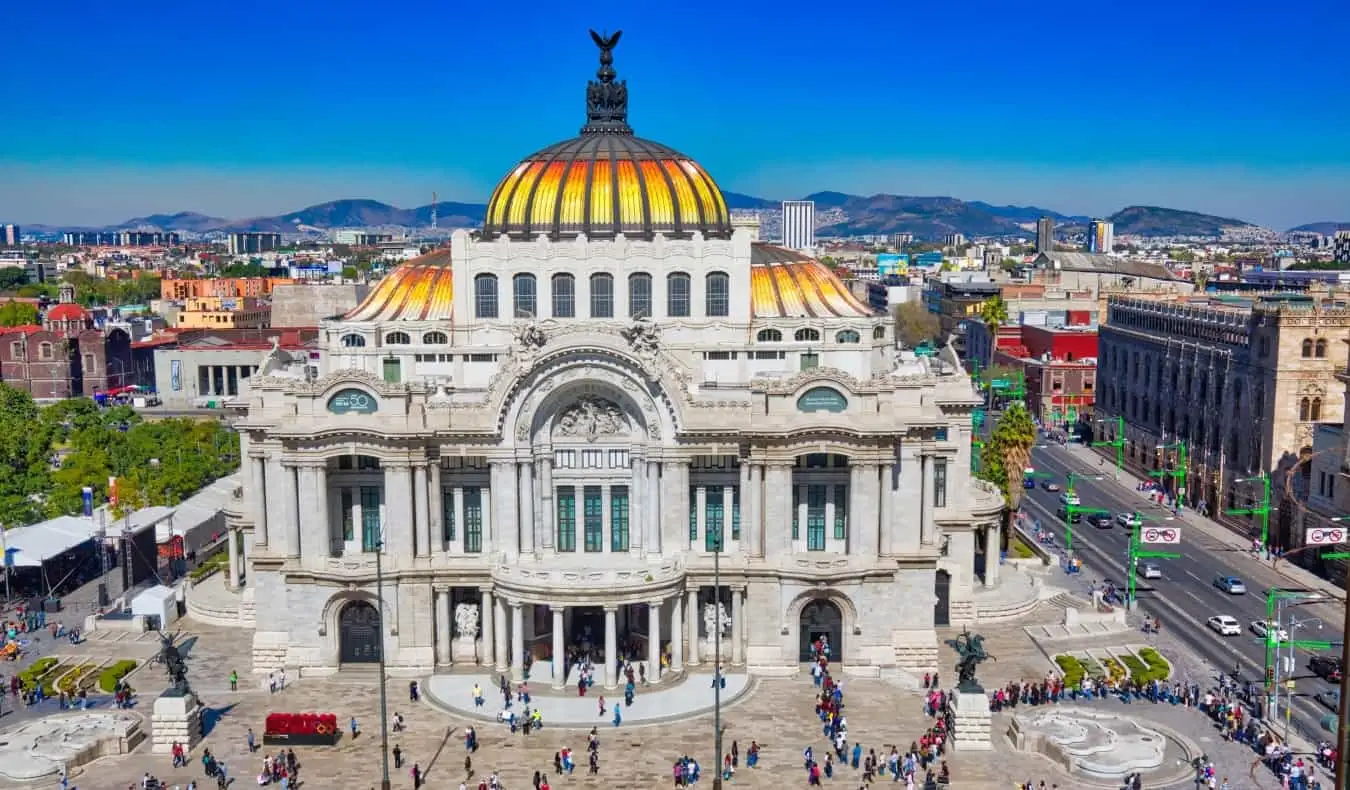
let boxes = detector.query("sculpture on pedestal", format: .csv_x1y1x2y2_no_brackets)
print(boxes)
947,627,995,693
702,602,731,637
454,603,480,638
155,632,193,696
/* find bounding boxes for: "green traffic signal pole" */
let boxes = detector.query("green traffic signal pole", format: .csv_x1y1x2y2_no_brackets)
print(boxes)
1226,473,1272,548
1126,512,1180,607
1151,441,1188,505
1092,416,1126,480
1061,473,1107,555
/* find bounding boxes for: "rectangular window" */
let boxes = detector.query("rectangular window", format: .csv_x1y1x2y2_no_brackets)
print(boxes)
582,449,603,469
360,486,382,552
792,486,800,539
800,352,820,371
341,488,355,541
553,276,575,318
464,487,483,552
554,450,575,469
690,488,698,540
441,488,456,541
934,460,948,508
583,486,603,552
705,488,724,551
754,350,786,360
806,485,827,551
556,486,577,552
732,487,741,540
382,357,401,383
607,449,629,468
833,484,848,539
629,274,652,319
611,486,629,552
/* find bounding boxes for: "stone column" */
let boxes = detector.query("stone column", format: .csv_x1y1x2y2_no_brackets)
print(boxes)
647,599,662,681
731,587,745,665
492,461,515,556
551,606,566,689
384,464,414,560
761,465,792,557
646,461,661,556
519,462,536,555
314,464,330,559
601,485,613,553
296,466,318,564
510,602,525,682
921,453,935,545
851,463,879,556
694,486,707,550
880,461,895,554
722,485,735,547
429,461,443,550
745,462,762,557
452,488,465,553
631,459,645,553
282,462,300,557
985,523,1002,587
603,606,618,689
480,590,495,668
494,596,508,673
250,455,269,547
226,527,240,589
540,457,555,550
435,588,451,666
413,464,430,557
893,445,922,554
662,462,689,551
686,587,700,666
670,593,684,672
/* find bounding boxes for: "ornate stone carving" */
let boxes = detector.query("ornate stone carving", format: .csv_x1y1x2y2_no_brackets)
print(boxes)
620,317,661,360
513,321,548,353
703,601,731,637
454,602,479,638
555,396,628,442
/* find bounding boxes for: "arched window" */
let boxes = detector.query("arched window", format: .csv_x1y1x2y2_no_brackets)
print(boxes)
422,331,448,344
590,273,614,319
756,329,782,342
705,271,730,317
552,273,575,318
1312,397,1323,421
835,330,861,344
1300,398,1311,421
1302,339,1314,358
341,334,367,348
667,272,691,317
873,326,885,340
794,328,821,342
474,273,498,318
628,273,652,318
1316,339,1328,358
512,273,536,318
384,331,411,345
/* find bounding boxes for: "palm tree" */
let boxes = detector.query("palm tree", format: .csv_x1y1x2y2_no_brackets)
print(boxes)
977,402,1038,538
980,295,1009,337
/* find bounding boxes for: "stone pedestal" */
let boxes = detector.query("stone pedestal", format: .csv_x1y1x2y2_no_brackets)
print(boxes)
151,692,204,754
950,690,993,751
452,636,477,664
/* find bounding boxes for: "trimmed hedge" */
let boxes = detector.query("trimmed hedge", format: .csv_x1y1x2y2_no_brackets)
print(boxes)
1136,648,1172,682
37,663,73,696
18,657,58,691
189,551,229,582
98,660,138,693
1055,655,1085,686
57,664,97,694
1101,657,1127,684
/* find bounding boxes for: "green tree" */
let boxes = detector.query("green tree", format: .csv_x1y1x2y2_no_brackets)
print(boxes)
977,402,1038,518
217,262,268,278
0,385,52,526
1193,269,1211,290
341,266,359,281
0,301,38,326
980,295,1009,337
0,268,28,291
893,300,940,348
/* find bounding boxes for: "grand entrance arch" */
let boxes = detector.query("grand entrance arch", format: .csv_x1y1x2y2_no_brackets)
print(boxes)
338,601,382,663
799,599,843,662
934,570,951,627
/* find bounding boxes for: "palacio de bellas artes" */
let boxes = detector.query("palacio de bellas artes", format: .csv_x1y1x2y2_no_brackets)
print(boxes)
216,29,1008,691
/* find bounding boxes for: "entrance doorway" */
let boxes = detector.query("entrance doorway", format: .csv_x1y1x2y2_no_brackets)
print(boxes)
934,570,951,627
338,600,382,663
569,606,604,656
798,599,843,662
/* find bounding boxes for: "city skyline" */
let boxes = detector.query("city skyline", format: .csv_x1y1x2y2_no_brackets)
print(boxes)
3,0,1347,229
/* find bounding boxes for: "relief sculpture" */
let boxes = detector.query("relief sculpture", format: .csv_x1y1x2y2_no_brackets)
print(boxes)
555,396,628,442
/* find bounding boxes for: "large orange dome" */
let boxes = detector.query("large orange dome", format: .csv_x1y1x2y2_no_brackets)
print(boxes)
481,31,731,242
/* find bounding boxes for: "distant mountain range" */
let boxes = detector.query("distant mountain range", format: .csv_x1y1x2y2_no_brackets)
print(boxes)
36,192,1318,240
1289,221,1350,235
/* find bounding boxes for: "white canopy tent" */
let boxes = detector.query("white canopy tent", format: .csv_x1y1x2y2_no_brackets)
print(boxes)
1,516,100,568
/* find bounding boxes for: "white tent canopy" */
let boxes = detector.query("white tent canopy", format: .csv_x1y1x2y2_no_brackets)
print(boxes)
2,516,100,568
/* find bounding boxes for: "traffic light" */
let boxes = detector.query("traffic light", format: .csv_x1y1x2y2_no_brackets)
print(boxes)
1265,666,1275,684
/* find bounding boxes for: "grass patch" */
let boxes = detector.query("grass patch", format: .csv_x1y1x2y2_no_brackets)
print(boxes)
18,657,59,692
189,551,229,582
1101,657,1128,685
1055,654,1085,686
37,663,73,696
1080,658,1106,679
1136,648,1172,681
98,660,138,693
57,664,97,694
1007,534,1036,559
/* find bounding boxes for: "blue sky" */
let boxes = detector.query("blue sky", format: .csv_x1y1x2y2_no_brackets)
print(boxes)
2,0,1347,229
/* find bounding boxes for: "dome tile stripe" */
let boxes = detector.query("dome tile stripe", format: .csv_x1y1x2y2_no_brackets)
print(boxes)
660,160,700,226
343,252,454,322
559,161,588,229
750,260,875,320
589,160,614,228
640,161,674,227
617,161,643,229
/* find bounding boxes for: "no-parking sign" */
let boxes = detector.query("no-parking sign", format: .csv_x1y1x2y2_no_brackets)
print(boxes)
1140,526,1181,545
1305,527,1346,546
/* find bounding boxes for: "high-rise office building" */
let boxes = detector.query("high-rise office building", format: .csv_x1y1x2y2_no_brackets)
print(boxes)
943,233,966,248
228,232,283,255
1333,231,1350,265
1036,216,1054,253
1089,219,1114,254
889,232,913,250
781,200,815,252
2,224,19,246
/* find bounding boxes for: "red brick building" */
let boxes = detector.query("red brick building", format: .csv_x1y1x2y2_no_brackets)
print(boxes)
0,288,134,400
993,325,1099,427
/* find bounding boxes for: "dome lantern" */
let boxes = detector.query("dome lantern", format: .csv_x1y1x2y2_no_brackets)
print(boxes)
481,30,731,243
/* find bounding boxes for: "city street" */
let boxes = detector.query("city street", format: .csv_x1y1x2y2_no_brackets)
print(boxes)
1019,442,1344,745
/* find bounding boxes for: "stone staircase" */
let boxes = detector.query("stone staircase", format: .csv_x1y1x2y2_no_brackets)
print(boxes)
1024,620,1130,643
184,574,255,628
972,570,1042,623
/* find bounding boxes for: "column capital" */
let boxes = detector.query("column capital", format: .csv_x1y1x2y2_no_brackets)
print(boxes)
730,584,747,593
646,598,664,608
550,604,566,614
384,461,413,471
509,599,523,610
602,604,619,613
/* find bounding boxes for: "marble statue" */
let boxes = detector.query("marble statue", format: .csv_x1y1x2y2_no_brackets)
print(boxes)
513,321,547,352
454,602,480,638
702,602,732,637
620,317,661,357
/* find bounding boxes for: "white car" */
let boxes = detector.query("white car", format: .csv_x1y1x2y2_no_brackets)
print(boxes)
1250,620,1290,642
1208,615,1242,636
1059,492,1081,506
1117,512,1142,528
1136,562,1163,579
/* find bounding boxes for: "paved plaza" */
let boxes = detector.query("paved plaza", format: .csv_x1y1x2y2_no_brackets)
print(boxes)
0,597,1298,790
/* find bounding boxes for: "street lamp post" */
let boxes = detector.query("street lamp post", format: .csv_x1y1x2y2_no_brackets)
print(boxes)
1091,416,1126,479
1226,474,1272,549
375,537,392,790
1283,612,1324,744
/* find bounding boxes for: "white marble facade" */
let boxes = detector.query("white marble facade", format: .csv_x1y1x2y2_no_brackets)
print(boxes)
227,224,1004,681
